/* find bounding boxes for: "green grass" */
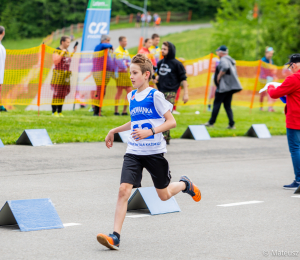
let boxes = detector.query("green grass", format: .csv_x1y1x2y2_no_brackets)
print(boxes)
128,27,214,58
2,38,45,50
1,20,210,50
0,105,286,145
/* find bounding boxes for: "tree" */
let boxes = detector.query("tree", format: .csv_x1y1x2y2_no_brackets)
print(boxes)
0,0,88,40
212,0,300,64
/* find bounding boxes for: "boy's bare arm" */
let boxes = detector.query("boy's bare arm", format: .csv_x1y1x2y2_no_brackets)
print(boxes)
132,111,176,141
105,121,131,148
154,110,176,134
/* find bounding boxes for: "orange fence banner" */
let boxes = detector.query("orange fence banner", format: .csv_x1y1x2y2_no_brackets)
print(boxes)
0,45,293,111
100,49,108,110
250,59,262,109
37,44,46,114
204,53,214,107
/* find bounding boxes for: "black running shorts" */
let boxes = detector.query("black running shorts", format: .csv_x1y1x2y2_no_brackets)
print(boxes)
120,153,171,189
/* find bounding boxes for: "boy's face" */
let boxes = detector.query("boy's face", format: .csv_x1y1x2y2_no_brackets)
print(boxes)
145,39,152,49
265,51,274,60
61,38,71,49
120,38,127,48
152,37,160,47
161,44,168,57
130,64,150,89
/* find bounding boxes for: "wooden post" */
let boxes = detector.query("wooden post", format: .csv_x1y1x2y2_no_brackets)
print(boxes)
99,49,108,114
203,53,214,110
188,10,192,21
116,15,119,24
129,14,133,23
37,44,46,116
166,11,171,23
138,37,144,52
250,59,262,109
70,24,73,35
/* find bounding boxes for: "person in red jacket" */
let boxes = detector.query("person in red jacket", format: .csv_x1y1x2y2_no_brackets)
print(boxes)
268,54,300,189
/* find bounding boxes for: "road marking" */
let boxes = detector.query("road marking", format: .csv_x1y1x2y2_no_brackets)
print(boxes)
126,214,151,218
291,195,300,198
63,223,82,227
217,201,264,207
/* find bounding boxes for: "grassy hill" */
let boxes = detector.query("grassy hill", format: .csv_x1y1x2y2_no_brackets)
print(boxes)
129,27,214,59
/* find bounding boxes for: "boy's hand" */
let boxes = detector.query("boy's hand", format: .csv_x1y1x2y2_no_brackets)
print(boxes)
131,129,153,141
183,93,189,104
105,130,115,148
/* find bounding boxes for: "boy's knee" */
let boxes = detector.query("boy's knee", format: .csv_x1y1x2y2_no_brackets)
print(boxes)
118,184,132,199
157,192,170,201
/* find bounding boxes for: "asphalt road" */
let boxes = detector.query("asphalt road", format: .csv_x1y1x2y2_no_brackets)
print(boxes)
0,136,299,260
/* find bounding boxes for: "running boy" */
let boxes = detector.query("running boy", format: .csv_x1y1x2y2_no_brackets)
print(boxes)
97,54,201,250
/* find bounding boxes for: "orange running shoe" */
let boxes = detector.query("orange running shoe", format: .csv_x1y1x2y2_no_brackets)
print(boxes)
179,176,201,202
97,233,120,250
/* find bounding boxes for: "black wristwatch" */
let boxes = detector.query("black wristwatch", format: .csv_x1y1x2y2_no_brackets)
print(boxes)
150,127,156,135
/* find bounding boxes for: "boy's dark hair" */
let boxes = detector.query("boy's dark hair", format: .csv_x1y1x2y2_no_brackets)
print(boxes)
60,36,70,44
0,26,5,35
144,38,150,44
119,36,126,42
162,41,169,48
131,53,153,82
151,33,159,40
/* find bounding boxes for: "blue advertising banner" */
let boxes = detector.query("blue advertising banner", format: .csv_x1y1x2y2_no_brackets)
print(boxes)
81,0,112,52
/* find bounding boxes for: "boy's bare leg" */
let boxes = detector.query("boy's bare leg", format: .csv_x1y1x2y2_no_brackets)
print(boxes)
156,177,201,202
113,183,133,234
155,182,186,201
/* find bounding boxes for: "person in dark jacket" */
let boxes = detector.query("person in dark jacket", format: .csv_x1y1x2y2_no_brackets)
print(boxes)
156,41,188,144
204,45,242,129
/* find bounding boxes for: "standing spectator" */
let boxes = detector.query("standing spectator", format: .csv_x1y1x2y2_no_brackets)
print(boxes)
114,36,132,116
204,45,242,129
149,33,161,64
156,41,189,144
92,34,113,116
154,13,161,28
267,54,300,189
260,46,277,112
146,12,152,25
0,26,6,112
135,12,141,28
138,38,156,66
153,13,158,26
141,13,146,24
51,36,77,117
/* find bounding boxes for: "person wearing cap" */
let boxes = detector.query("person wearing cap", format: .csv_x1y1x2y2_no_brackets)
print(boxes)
204,45,242,129
92,34,114,116
267,54,300,189
260,46,277,112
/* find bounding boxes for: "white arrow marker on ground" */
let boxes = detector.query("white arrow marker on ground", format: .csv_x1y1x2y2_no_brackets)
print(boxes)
217,201,264,207
63,223,82,227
